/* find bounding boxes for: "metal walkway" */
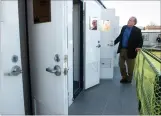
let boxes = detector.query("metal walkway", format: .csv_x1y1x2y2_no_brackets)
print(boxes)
69,67,139,115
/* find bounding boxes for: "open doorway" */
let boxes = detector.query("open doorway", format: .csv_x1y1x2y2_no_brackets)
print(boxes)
72,0,84,99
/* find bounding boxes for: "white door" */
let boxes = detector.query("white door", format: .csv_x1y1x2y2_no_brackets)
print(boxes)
0,1,25,114
27,1,68,115
84,1,101,89
100,9,115,79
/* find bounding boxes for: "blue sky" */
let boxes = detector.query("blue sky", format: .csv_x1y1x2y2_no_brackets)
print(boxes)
103,1,160,26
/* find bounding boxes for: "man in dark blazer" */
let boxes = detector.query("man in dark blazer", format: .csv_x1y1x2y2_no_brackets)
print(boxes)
156,34,161,43
114,17,143,83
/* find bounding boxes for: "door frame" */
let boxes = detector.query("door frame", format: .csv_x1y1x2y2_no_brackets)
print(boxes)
18,0,33,114
73,0,84,99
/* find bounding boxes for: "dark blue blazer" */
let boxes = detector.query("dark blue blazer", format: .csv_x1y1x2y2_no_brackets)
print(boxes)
114,25,143,59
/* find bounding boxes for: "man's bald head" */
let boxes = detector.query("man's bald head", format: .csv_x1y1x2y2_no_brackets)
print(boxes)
127,16,137,27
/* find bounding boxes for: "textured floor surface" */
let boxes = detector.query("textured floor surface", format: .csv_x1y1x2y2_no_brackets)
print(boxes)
69,67,139,115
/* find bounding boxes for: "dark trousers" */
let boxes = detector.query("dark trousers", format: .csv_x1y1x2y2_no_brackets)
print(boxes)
119,49,135,81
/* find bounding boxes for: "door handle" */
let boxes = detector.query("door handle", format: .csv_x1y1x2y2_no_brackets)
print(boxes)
107,43,114,46
96,44,101,48
4,65,22,76
46,68,57,73
46,65,61,76
107,41,114,46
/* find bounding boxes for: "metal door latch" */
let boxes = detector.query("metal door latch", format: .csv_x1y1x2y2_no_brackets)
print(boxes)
64,55,68,62
4,65,22,76
64,68,69,75
46,65,61,76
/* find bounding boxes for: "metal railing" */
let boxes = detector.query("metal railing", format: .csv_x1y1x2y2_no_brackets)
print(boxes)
134,49,161,115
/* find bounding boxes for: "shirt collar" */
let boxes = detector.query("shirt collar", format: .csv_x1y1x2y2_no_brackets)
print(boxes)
126,26,133,29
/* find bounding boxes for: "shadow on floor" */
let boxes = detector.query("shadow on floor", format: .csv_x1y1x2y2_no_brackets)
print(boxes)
69,67,139,115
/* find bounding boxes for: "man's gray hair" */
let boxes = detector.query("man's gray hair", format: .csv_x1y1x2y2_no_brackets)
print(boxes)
132,16,137,25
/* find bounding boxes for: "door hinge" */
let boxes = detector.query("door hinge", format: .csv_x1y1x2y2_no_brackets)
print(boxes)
83,10,85,16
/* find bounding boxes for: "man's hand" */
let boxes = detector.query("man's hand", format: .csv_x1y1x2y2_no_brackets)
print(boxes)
135,48,141,52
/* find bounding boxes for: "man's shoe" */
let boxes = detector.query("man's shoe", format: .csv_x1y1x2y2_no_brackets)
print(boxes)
126,80,132,83
120,78,128,83
123,80,132,84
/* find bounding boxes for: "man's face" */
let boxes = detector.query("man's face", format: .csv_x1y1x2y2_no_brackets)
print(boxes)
92,20,97,27
127,17,135,27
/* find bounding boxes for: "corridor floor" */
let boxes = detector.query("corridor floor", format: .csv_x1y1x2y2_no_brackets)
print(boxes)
69,67,139,115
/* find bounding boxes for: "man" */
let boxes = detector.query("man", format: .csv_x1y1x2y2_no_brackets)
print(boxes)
156,34,161,43
91,20,97,30
114,17,143,84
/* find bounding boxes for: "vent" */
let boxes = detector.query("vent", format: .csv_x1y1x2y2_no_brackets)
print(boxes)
101,58,112,68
